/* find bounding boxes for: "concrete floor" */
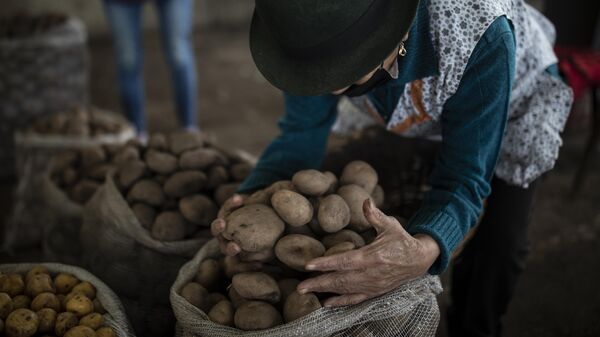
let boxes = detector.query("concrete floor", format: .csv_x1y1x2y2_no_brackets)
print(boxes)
2,27,600,336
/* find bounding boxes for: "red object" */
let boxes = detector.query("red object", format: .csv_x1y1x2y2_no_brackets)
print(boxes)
555,47,600,99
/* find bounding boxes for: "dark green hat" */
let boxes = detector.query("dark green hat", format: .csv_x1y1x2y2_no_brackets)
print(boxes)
250,0,420,96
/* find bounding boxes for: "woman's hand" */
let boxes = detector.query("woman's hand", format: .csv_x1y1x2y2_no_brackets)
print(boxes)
297,199,440,307
210,194,247,256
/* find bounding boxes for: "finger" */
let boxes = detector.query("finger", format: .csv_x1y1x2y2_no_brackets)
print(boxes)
225,241,241,256
298,271,364,295
305,249,369,272
211,219,226,236
217,194,245,219
363,199,399,234
323,293,370,308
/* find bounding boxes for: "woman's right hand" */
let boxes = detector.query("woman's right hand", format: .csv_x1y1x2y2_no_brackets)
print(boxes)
210,194,247,256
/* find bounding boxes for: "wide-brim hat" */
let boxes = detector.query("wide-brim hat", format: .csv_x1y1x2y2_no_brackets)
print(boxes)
250,0,420,96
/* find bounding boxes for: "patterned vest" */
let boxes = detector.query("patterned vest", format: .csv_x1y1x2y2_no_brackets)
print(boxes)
351,0,573,187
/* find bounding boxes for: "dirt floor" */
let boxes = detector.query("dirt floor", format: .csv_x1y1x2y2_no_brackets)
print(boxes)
2,27,600,336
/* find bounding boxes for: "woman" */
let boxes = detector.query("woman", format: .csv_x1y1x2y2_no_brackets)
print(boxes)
103,0,197,138
212,0,573,336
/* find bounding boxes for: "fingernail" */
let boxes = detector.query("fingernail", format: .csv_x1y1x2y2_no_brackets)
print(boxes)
324,303,333,308
305,264,315,270
297,287,307,294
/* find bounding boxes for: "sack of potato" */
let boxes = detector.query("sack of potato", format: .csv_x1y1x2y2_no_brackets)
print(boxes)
0,263,135,337
4,106,134,251
80,131,254,336
40,142,144,265
170,162,442,336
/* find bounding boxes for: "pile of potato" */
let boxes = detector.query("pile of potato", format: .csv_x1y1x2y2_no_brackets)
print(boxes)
0,14,67,39
0,266,116,337
25,107,127,137
112,132,252,242
50,141,139,205
180,161,384,330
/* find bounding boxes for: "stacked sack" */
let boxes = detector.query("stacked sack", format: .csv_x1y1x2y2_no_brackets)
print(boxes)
6,107,134,250
0,263,135,337
171,161,442,337
81,131,253,336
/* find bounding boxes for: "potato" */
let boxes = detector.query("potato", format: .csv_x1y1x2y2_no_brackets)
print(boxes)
64,325,95,337
26,274,55,297
92,299,105,315
163,171,207,198
318,194,350,233
117,160,147,188
62,167,79,186
12,295,31,310
131,203,156,229
80,147,106,168
208,300,234,326
26,266,50,283
55,312,78,336
181,282,209,312
31,292,61,311
292,170,331,196
179,148,224,170
112,146,139,166
283,290,321,322
224,205,285,252
214,183,240,206
0,274,25,296
195,259,221,289
207,293,228,309
87,164,115,180
0,293,12,319
245,180,295,206
340,161,378,194
179,195,217,226
71,282,96,300
37,308,57,333
232,272,280,303
169,131,204,154
275,234,325,271
271,190,313,227
230,163,253,182
70,180,100,204
65,294,93,317
54,274,79,294
148,133,168,150
307,217,327,237
151,211,186,241
323,171,338,193
234,301,282,331
337,184,373,232
239,248,274,263
222,256,263,278
144,150,178,175
371,184,385,208
324,242,356,256
228,287,247,309
322,230,366,249
206,166,229,190
79,313,103,330
96,327,116,337
127,180,165,206
277,279,300,304
5,308,39,337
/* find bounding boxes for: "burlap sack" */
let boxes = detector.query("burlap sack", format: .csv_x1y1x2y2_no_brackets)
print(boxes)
3,111,134,250
171,239,443,337
0,262,136,337
80,175,210,337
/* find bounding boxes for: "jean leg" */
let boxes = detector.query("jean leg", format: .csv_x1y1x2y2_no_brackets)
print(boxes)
103,0,145,133
156,0,198,129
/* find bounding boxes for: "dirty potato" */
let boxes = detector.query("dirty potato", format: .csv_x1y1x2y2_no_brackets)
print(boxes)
274,234,325,271
224,205,285,252
271,190,313,227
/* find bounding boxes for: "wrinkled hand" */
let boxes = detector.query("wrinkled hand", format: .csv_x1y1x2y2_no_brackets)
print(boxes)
297,199,440,307
210,194,247,256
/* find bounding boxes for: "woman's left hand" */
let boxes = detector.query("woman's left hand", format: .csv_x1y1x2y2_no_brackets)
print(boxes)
297,199,440,307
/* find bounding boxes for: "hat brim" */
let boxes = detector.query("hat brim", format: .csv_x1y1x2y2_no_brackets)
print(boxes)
250,0,420,96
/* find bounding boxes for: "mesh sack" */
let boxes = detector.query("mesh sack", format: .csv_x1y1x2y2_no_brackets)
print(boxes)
0,262,136,337
0,15,88,178
171,240,443,337
3,110,134,250
80,175,210,337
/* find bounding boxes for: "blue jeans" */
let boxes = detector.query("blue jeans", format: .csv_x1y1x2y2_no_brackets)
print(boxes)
104,0,197,132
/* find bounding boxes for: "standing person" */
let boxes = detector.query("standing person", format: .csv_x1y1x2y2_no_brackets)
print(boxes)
211,0,573,336
103,0,198,139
